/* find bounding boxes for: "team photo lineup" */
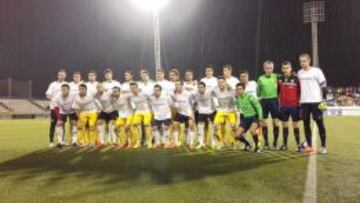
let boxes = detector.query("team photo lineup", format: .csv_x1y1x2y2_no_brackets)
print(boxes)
46,53,328,154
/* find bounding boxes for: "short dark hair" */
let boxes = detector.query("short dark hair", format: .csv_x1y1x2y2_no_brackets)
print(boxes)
125,70,133,76
61,84,70,89
217,76,225,80
58,69,66,74
236,83,246,89
205,64,214,70
73,71,81,76
299,53,311,60
156,68,165,73
104,68,113,74
239,70,249,75
79,83,87,89
130,82,138,87
88,70,97,75
154,84,162,90
198,81,206,87
113,86,121,91
281,61,292,67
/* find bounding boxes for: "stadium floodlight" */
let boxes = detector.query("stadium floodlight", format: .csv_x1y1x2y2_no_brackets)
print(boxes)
303,1,325,67
132,0,170,71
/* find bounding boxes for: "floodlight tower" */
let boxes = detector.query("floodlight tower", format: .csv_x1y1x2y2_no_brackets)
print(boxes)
303,1,325,67
132,0,169,71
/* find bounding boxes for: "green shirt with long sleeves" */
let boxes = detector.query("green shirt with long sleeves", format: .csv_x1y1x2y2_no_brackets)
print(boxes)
257,73,278,99
235,93,263,120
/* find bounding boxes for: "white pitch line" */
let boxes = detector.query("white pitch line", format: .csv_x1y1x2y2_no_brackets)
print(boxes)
303,123,318,203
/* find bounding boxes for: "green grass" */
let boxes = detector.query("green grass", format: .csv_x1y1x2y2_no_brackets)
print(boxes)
0,117,359,203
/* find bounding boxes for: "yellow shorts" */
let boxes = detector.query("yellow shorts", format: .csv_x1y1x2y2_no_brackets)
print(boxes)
116,116,133,127
214,111,237,126
132,111,152,126
78,112,98,128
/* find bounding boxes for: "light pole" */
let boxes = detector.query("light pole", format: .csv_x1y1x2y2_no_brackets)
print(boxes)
132,0,169,71
303,1,325,67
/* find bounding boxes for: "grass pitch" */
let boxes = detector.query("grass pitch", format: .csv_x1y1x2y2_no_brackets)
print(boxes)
0,117,359,203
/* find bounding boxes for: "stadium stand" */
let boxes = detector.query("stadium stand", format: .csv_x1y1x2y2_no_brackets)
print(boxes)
0,99,48,117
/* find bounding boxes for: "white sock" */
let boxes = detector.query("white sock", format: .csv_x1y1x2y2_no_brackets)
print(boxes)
154,129,161,145
71,126,77,144
109,123,117,144
197,123,205,145
163,129,170,145
173,131,179,146
55,126,64,144
97,125,104,144
189,130,195,146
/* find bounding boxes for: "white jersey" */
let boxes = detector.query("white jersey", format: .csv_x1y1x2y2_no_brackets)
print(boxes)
183,80,198,94
213,88,235,112
94,92,113,113
226,76,240,90
111,93,133,118
46,80,67,109
150,94,172,120
86,81,98,96
102,80,121,93
121,81,135,93
69,81,83,96
245,81,258,99
298,67,326,103
129,93,151,113
192,90,216,114
138,80,156,96
54,94,76,115
156,79,175,95
172,90,194,117
73,94,101,113
201,77,218,92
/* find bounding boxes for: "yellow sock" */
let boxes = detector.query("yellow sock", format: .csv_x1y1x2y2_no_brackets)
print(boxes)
132,126,141,147
145,126,152,148
216,127,224,145
77,128,84,145
90,129,97,145
118,127,126,145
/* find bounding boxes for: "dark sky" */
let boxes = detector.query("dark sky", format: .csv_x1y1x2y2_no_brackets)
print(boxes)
0,0,359,98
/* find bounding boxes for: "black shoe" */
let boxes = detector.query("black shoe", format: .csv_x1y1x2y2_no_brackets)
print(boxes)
242,145,252,151
263,144,270,150
72,143,79,148
280,145,288,151
254,147,262,153
56,143,63,149
273,142,278,150
296,144,302,152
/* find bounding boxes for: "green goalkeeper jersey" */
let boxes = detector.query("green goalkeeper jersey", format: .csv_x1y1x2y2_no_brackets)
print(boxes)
235,93,263,120
257,73,278,99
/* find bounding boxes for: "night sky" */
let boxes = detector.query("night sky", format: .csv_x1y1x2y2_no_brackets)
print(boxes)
0,0,359,98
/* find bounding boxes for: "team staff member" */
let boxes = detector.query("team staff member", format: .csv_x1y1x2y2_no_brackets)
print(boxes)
257,60,281,149
298,54,328,154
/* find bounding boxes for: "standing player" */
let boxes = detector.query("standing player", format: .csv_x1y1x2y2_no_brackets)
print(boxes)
298,54,328,154
102,68,121,93
278,61,301,151
54,84,78,147
121,70,135,93
169,68,181,85
184,70,198,94
138,69,155,96
234,83,263,152
149,84,173,148
111,86,133,148
201,65,218,92
257,60,281,149
95,83,118,146
73,84,101,147
46,69,67,148
223,65,240,89
192,81,216,149
213,77,237,149
172,80,196,148
156,68,174,95
239,70,258,98
69,71,83,96
86,70,98,96
129,82,153,149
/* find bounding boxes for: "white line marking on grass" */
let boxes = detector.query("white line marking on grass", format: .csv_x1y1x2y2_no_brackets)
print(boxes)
303,123,317,203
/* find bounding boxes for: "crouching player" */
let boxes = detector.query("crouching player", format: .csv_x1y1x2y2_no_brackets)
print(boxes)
111,86,133,148
129,82,153,149
54,83,78,147
73,84,101,147
234,83,263,153
278,61,301,151
150,84,173,148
